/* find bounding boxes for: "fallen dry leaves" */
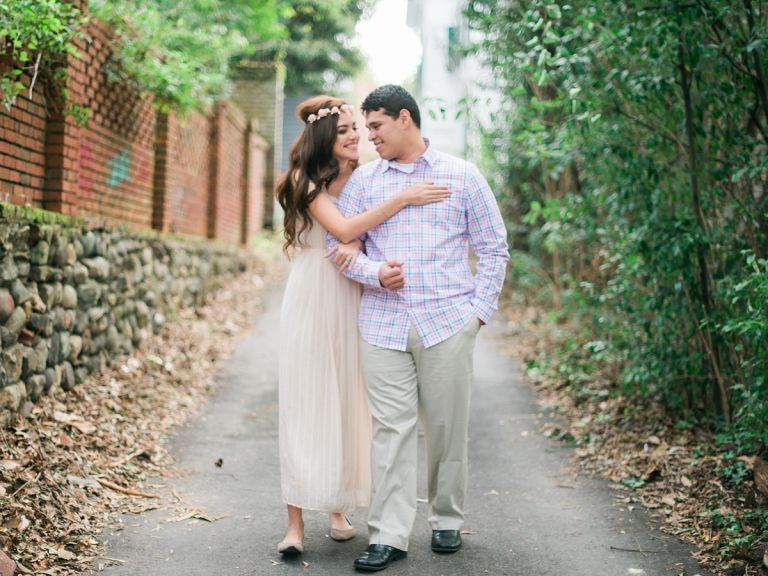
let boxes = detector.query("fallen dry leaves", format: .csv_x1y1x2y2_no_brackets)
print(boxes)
0,252,284,575
500,304,768,576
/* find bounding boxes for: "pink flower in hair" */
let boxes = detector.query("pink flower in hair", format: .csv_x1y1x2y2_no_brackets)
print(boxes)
306,104,350,124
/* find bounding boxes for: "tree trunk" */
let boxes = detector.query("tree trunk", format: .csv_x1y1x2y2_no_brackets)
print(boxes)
676,5,731,422
744,0,768,127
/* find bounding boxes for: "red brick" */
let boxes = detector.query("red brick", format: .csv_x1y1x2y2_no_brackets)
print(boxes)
0,3,264,235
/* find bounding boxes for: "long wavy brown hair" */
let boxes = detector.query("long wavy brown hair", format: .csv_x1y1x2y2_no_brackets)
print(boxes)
276,95,356,252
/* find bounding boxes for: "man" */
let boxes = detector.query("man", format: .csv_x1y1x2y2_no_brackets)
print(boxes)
328,85,509,572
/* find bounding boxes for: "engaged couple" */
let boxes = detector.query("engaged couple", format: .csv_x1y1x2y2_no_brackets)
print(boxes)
275,85,509,572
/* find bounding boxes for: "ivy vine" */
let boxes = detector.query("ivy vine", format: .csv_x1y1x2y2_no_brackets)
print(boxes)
0,0,85,112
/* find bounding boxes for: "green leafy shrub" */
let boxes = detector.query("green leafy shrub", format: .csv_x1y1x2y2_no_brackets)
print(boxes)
467,0,768,455
0,0,85,110
88,0,282,112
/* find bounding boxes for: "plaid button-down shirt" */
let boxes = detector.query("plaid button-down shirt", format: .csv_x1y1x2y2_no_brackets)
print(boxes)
329,141,509,351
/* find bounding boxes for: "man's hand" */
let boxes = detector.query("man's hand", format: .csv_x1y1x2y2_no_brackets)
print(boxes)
379,261,405,290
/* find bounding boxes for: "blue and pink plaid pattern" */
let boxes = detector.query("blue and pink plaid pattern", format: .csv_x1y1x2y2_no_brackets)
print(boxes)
329,142,509,351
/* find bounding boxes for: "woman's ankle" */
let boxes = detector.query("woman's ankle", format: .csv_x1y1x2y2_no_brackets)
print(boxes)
283,523,304,539
329,512,351,527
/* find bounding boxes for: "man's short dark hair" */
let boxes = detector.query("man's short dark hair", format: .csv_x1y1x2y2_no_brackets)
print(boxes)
361,85,421,129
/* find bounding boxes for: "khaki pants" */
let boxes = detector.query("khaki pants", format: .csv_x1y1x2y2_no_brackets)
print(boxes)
361,318,479,551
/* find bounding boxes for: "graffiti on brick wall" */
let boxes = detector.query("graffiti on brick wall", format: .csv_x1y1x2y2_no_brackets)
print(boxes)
107,150,131,188
136,156,152,188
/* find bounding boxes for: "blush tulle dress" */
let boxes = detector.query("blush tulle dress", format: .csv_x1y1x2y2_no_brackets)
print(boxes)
278,204,372,511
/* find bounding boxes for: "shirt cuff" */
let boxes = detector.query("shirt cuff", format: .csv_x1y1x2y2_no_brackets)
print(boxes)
471,298,497,325
349,258,382,288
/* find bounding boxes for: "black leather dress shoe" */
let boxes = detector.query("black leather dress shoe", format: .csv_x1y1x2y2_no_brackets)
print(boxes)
431,530,462,553
353,544,407,572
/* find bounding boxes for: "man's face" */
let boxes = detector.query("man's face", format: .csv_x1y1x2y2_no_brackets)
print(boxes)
365,108,405,161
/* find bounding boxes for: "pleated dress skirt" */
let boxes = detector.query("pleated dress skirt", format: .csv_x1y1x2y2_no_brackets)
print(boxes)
278,218,372,511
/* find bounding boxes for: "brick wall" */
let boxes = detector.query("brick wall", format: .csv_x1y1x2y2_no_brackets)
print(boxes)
0,66,47,207
0,5,270,246
209,101,246,244
153,110,212,237
76,20,157,229
42,10,86,217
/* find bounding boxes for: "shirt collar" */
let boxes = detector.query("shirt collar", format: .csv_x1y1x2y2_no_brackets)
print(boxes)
380,138,437,174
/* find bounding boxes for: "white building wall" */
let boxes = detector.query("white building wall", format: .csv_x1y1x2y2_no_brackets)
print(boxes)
407,0,468,159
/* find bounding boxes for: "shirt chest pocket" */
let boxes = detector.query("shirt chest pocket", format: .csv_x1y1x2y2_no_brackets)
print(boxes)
416,194,465,229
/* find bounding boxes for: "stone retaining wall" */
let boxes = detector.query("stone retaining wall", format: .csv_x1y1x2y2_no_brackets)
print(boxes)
0,204,250,426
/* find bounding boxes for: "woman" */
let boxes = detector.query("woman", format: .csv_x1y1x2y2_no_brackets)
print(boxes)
275,95,449,555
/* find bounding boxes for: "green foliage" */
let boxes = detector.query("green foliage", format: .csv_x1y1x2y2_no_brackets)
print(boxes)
505,250,555,307
621,476,647,491
710,508,745,536
89,0,283,111
0,0,85,110
89,0,371,109
465,0,768,456
0,201,82,226
2,0,371,114
252,0,373,94
707,508,768,558
717,458,750,487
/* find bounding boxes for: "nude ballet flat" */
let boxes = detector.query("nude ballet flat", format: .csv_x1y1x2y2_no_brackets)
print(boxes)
277,539,304,555
330,517,357,542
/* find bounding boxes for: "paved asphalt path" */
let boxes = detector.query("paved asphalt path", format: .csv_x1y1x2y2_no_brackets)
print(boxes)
98,283,713,576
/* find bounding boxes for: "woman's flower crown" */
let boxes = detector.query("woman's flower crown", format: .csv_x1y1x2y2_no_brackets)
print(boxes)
306,103,353,124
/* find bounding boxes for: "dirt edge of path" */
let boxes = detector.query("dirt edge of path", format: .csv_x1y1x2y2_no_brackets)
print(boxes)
497,304,768,576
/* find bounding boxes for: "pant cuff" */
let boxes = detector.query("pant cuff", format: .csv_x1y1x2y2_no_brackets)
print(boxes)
429,519,464,531
368,532,409,552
